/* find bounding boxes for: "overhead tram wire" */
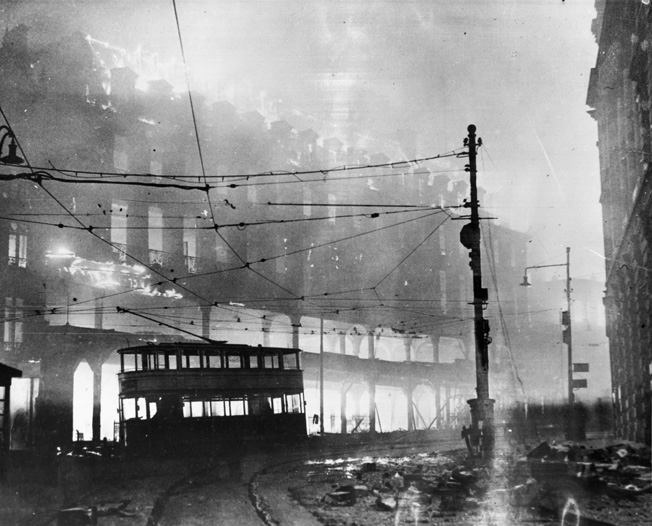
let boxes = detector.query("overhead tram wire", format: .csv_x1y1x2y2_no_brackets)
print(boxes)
0,107,274,330
0,206,442,232
372,213,453,291
6,202,444,216
169,0,322,316
169,4,297,325
478,148,527,405
30,164,465,191
185,209,444,281
170,0,246,274
34,150,463,182
216,167,465,190
10,207,444,325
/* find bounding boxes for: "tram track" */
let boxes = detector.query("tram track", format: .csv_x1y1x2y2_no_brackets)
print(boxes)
145,435,627,526
145,435,461,526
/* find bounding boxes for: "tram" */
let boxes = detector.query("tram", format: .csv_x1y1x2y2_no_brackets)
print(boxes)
116,341,306,454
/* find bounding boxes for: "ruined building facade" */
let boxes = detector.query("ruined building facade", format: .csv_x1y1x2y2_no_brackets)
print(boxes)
0,24,543,450
587,0,652,445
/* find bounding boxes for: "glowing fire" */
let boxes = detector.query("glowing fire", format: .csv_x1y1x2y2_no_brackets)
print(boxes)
46,253,182,299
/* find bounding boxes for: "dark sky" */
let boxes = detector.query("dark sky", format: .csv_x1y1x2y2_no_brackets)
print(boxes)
1,0,603,281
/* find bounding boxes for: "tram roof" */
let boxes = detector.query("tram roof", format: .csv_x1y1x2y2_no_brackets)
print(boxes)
117,341,302,356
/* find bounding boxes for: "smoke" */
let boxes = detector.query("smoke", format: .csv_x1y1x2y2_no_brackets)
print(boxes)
0,0,603,278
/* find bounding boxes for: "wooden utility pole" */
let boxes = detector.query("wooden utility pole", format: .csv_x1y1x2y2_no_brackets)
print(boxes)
459,124,495,459
319,317,324,435
564,247,574,406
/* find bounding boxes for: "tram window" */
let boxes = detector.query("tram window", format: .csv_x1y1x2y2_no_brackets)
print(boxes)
137,398,147,418
168,353,178,370
227,355,241,369
229,398,247,416
149,401,158,419
182,398,204,418
208,354,222,368
286,394,302,413
283,353,298,370
146,353,158,370
264,354,277,369
122,354,137,372
191,400,203,417
248,396,273,415
187,355,200,369
155,353,165,369
271,397,283,414
123,398,136,420
248,354,259,368
210,399,225,416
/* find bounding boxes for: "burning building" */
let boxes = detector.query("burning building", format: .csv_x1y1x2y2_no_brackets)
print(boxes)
0,23,548,453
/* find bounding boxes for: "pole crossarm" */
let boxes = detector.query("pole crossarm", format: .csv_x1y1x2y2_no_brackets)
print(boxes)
524,262,568,273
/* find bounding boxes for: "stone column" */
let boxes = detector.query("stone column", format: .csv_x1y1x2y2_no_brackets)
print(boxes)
262,316,272,347
340,384,348,434
349,333,364,356
406,382,415,431
403,334,413,362
368,380,376,434
290,315,301,349
430,334,440,363
435,386,442,429
368,330,376,360
200,305,212,341
93,291,104,330
87,357,104,442
35,358,76,449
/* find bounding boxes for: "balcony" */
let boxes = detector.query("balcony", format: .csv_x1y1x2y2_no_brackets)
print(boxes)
7,256,27,268
149,249,169,267
112,243,128,262
185,255,198,274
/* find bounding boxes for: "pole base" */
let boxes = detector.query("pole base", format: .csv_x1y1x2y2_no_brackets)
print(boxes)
467,398,496,460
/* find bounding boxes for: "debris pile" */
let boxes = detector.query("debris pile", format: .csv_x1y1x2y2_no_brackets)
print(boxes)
524,440,652,525
284,441,651,526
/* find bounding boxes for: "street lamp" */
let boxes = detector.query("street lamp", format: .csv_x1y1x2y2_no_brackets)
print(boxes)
520,247,580,438
0,126,25,165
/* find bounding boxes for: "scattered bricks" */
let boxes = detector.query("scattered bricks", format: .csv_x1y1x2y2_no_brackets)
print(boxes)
439,494,466,512
510,478,540,507
451,467,477,486
57,507,98,526
403,473,424,486
352,485,369,497
400,484,431,506
322,492,351,506
94,500,130,517
614,448,629,459
527,441,552,460
375,495,397,511
389,472,404,491
324,485,357,506
528,459,571,482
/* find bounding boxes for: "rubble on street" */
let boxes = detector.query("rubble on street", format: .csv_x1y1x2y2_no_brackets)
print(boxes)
1,438,650,525
261,440,652,526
